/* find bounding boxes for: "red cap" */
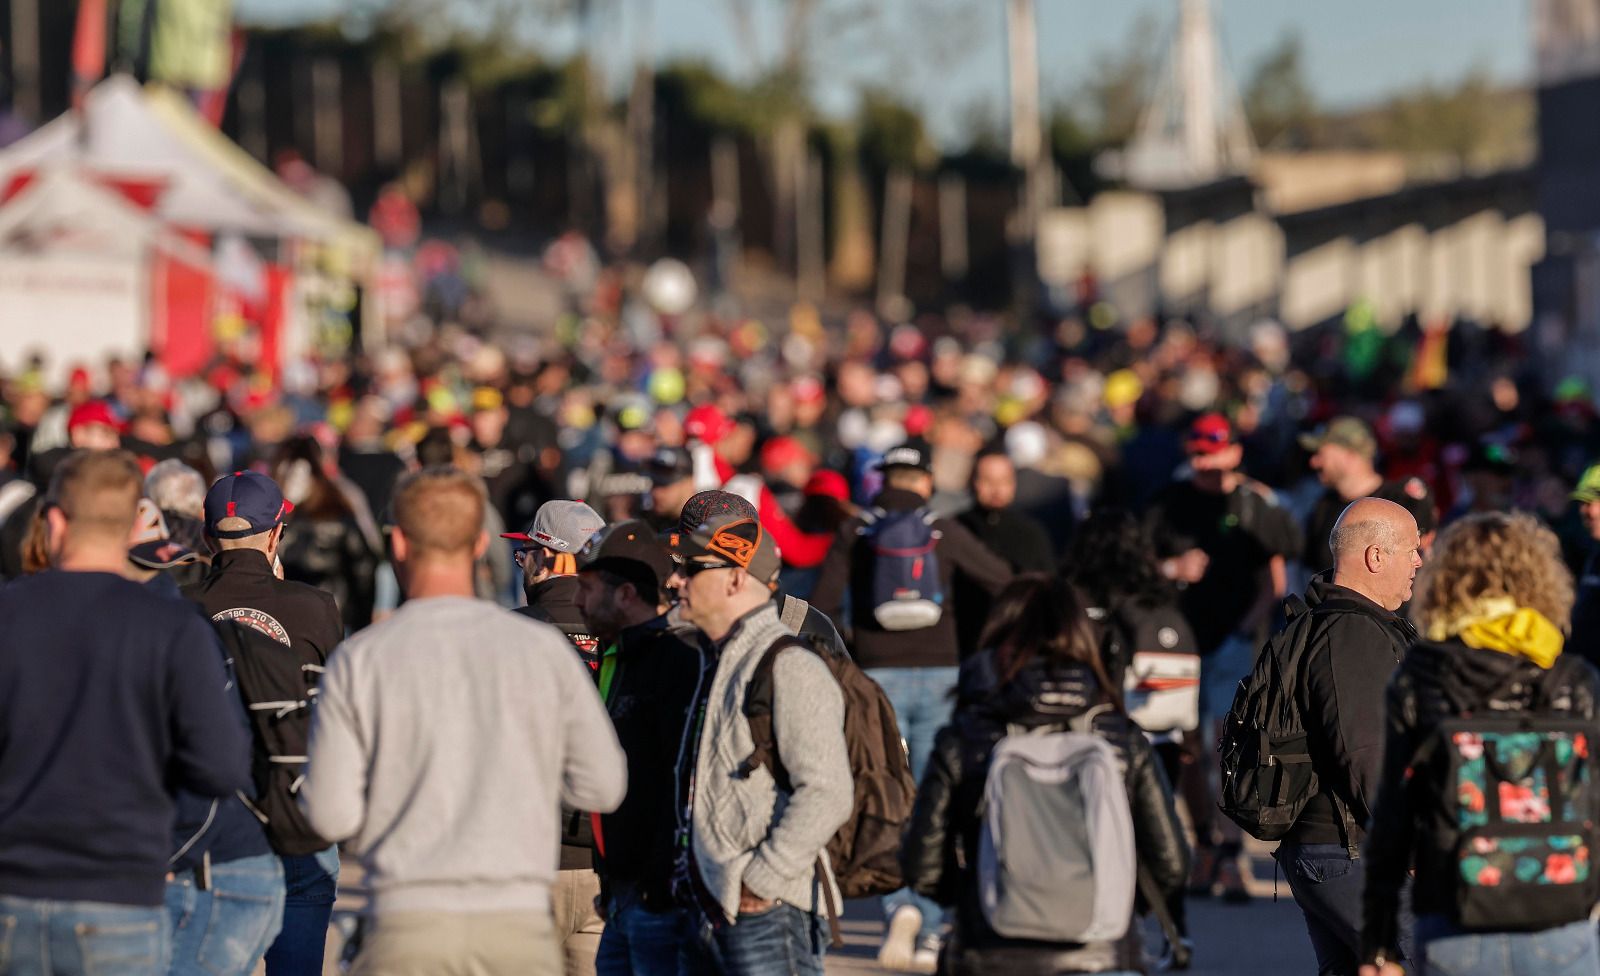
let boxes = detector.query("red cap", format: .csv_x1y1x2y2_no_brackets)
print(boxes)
760,436,815,474
1186,413,1234,455
67,400,125,434
904,404,934,438
791,376,826,405
684,404,735,445
804,469,850,502
68,367,92,392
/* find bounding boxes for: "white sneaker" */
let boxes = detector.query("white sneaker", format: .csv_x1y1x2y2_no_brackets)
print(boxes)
877,904,923,971
910,934,942,974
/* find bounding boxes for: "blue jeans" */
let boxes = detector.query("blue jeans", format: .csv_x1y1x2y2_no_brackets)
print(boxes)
694,904,827,976
263,846,339,976
595,885,702,976
0,895,170,976
1415,916,1600,976
867,666,957,940
1278,841,1415,976
166,853,286,976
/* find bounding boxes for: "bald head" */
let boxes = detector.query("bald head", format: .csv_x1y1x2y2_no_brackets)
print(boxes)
1330,497,1423,612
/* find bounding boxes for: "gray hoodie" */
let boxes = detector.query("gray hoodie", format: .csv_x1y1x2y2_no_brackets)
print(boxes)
690,602,853,922
299,596,627,915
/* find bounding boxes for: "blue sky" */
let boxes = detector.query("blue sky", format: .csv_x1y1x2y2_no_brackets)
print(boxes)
240,0,1531,147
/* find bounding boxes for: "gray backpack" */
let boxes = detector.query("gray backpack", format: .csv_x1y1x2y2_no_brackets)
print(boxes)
978,709,1137,943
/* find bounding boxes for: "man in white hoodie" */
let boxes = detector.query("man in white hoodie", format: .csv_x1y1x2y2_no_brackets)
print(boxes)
300,468,627,976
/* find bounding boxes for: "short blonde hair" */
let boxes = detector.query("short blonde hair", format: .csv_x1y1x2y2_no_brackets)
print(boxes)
1412,512,1574,633
391,467,485,557
48,450,143,543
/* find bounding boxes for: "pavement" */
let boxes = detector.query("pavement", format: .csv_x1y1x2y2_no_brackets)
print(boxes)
321,845,1318,975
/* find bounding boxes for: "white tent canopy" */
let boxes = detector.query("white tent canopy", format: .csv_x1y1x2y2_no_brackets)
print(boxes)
0,76,376,256
0,168,214,384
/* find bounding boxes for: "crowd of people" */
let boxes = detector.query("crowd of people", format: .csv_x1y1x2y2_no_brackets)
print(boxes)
6,252,1600,976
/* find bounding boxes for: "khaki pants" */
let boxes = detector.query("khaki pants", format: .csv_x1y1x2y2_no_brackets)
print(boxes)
551,869,606,976
352,911,562,976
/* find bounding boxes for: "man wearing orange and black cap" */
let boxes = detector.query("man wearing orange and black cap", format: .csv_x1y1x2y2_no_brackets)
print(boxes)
667,516,851,976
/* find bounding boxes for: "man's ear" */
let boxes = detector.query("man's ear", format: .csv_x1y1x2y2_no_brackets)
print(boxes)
391,526,411,563
1365,543,1384,575
473,530,490,560
45,506,68,557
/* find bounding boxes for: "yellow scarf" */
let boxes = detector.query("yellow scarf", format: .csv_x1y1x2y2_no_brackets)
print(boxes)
1425,597,1564,670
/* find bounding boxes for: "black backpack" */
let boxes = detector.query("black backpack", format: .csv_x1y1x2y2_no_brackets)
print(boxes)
1217,596,1361,854
741,630,919,946
214,621,331,857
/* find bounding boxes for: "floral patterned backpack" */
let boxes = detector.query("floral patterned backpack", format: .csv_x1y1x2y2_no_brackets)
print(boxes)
1419,713,1600,930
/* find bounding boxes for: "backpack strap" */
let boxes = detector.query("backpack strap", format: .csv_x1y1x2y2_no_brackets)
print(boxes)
779,595,811,634
855,508,884,535
737,634,845,948
737,636,814,791
1068,703,1115,736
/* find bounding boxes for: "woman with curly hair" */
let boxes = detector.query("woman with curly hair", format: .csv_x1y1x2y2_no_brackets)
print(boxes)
1362,512,1600,976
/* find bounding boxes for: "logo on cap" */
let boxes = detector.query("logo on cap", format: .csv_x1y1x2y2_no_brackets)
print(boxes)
706,520,758,567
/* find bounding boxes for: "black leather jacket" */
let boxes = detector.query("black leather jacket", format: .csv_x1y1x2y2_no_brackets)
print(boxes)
1362,640,1600,962
901,653,1190,975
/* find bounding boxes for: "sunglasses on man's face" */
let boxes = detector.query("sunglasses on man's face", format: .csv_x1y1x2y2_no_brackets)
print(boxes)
681,560,733,578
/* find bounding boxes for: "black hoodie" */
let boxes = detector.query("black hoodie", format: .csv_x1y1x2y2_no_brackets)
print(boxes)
1362,639,1600,960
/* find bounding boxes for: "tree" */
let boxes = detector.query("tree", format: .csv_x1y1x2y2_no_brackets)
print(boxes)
1077,12,1161,148
1244,32,1318,150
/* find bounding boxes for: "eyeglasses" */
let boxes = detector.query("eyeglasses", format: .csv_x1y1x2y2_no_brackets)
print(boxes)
680,560,733,578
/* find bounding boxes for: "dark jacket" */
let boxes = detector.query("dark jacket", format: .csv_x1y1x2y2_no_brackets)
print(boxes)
1569,548,1600,669
955,505,1057,575
1146,479,1302,654
954,505,1057,658
901,654,1190,975
517,574,603,869
811,488,1014,669
0,571,252,907
1362,640,1600,960
598,615,707,910
277,514,379,633
183,549,345,667
1287,577,1418,846
147,573,275,873
517,575,600,671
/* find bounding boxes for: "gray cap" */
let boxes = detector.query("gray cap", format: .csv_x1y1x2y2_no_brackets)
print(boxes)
502,499,604,553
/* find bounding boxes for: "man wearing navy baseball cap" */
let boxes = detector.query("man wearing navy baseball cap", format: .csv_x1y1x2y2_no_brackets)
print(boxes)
183,471,346,976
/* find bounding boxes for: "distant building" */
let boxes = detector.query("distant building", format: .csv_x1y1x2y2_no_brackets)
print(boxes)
1532,0,1600,387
